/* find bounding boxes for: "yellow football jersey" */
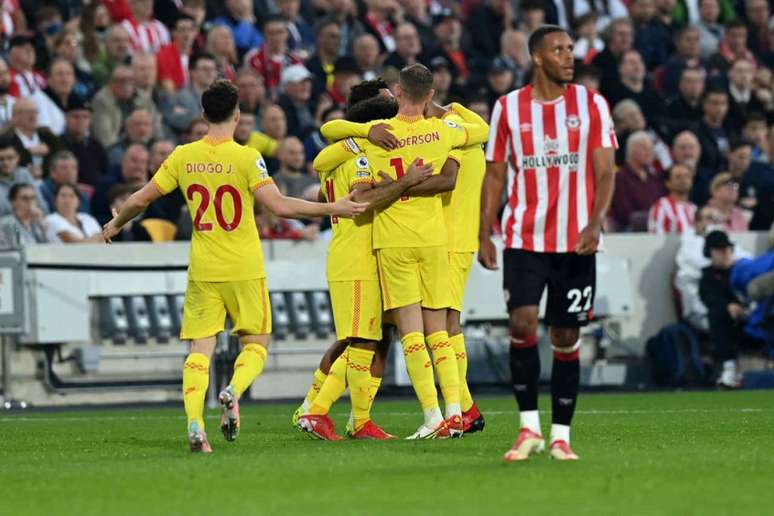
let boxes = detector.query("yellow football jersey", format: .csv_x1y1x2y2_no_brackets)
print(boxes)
245,131,278,158
152,136,273,282
442,109,487,252
318,149,378,281
322,114,487,249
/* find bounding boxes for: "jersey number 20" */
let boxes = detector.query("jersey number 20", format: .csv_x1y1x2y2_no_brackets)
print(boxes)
186,184,243,232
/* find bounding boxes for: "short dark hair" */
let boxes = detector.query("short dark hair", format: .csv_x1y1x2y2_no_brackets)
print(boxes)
725,19,747,32
346,96,398,123
347,78,389,107
314,16,340,37
173,14,196,29
521,0,544,12
53,182,79,200
743,111,767,126
321,105,344,122
0,137,16,152
398,64,433,102
107,182,137,206
189,52,216,72
664,163,691,182
201,79,239,123
528,25,569,55
575,63,601,81
729,137,754,152
263,14,285,29
8,182,34,202
702,86,727,103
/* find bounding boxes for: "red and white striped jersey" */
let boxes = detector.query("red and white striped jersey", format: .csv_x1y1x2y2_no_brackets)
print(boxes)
8,68,45,97
121,18,170,54
647,196,696,234
486,83,617,253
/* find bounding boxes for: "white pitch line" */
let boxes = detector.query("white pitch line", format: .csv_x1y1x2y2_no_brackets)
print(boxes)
0,407,767,423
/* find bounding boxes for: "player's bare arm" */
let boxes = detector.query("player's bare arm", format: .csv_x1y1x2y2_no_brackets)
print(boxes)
350,159,433,209
256,182,368,219
102,180,164,243
574,147,616,255
478,161,507,270
320,119,398,150
403,157,459,196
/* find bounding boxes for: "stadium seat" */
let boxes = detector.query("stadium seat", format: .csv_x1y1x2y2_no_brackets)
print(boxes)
125,296,152,343
140,219,177,242
308,291,333,338
287,291,312,339
98,297,130,344
147,295,173,343
270,292,290,340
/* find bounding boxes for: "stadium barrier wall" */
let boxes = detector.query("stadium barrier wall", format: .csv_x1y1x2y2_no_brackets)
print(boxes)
1,231,770,406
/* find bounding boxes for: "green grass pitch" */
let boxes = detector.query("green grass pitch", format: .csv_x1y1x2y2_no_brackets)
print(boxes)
2,390,773,516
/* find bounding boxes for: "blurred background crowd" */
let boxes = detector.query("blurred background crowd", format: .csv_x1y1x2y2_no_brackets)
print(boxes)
0,0,770,245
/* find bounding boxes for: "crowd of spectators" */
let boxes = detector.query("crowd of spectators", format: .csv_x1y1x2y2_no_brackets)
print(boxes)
0,0,769,245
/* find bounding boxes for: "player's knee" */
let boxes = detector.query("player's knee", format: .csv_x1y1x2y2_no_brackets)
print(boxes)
550,328,579,349
447,314,462,336
510,319,537,340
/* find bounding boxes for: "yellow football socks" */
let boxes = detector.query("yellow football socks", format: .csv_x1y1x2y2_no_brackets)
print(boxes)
304,368,327,406
368,376,382,411
309,351,348,415
401,332,439,411
347,347,375,431
229,343,268,397
450,333,474,412
427,331,461,410
182,352,210,429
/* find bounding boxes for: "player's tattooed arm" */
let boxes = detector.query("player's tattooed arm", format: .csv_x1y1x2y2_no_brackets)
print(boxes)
478,161,507,269
320,120,398,150
575,147,615,255
351,159,433,209
256,182,368,219
403,157,459,196
102,180,164,243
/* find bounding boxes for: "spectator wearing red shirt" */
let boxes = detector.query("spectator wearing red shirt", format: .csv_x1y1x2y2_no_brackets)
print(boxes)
245,15,301,102
648,163,698,234
157,15,197,93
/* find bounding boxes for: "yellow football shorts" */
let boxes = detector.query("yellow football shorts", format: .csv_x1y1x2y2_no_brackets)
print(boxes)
376,245,452,310
329,279,383,341
180,277,272,340
449,251,474,312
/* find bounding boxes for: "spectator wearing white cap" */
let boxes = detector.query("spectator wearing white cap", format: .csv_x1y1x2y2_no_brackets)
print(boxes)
278,64,316,139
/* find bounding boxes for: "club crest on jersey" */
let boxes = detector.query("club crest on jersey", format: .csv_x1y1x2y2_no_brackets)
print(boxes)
565,115,580,130
356,156,369,169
